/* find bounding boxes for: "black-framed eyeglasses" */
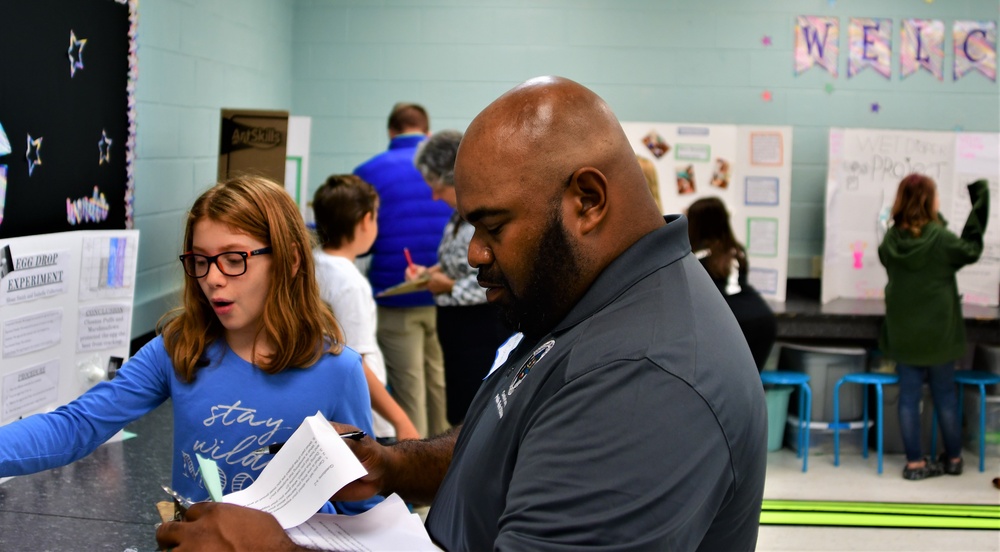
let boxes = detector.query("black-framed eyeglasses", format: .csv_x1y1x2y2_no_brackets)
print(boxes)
178,247,272,278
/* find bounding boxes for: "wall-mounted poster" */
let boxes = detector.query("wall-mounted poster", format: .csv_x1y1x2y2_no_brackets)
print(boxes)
621,122,793,302
0,0,137,239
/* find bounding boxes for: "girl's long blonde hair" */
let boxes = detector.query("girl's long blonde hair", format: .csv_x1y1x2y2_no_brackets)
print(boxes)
158,175,343,383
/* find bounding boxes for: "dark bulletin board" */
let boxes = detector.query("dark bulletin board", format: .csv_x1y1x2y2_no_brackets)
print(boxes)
0,0,137,239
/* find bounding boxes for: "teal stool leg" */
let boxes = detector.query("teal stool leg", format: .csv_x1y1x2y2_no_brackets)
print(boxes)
875,383,885,474
802,383,812,473
861,384,870,460
977,383,986,473
795,386,804,460
833,379,844,467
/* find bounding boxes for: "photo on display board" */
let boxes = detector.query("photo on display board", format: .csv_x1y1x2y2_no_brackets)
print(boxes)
643,130,671,159
0,244,12,279
711,158,730,189
676,164,696,195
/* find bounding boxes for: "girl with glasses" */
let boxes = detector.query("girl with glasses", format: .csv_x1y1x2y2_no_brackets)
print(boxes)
0,176,380,515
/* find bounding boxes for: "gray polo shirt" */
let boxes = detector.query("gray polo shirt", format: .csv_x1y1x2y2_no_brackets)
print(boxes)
424,215,768,551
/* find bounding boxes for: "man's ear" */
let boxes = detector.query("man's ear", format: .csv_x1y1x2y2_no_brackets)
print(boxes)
566,167,608,235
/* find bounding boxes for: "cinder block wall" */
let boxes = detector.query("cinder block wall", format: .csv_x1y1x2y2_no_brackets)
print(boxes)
292,0,998,277
132,0,293,337
132,0,998,338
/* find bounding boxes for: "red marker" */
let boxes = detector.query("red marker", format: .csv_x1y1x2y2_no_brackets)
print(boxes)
403,247,415,269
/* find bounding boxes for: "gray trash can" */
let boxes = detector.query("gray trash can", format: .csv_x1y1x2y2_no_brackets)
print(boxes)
778,343,867,423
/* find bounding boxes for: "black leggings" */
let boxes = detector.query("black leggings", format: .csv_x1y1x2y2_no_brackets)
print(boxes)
436,304,510,426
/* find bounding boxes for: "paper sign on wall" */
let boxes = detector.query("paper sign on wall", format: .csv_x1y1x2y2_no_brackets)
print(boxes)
3,309,63,358
2,249,72,305
3,360,60,424
77,303,131,352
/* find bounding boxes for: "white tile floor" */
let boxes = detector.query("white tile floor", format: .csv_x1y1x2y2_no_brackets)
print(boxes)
758,448,1000,551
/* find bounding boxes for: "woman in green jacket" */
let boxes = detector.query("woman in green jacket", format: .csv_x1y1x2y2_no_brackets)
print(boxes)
879,175,989,481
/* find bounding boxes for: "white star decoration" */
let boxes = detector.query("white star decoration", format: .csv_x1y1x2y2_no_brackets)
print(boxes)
68,30,87,77
98,130,112,165
26,134,42,176
0,120,10,156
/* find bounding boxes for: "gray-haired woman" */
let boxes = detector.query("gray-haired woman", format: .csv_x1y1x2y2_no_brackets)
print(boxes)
407,129,509,425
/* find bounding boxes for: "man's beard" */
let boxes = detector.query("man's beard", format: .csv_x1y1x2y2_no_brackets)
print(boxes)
482,211,581,339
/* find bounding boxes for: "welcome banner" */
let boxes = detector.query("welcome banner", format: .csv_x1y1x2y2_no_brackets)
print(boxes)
796,16,997,82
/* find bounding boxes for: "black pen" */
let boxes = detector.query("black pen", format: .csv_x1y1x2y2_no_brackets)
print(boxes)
252,430,366,456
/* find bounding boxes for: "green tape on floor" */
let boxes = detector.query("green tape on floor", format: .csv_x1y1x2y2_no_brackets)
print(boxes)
763,499,1000,518
760,500,1000,529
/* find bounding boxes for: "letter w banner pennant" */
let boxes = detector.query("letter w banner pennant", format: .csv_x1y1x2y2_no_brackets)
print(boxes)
954,21,997,82
796,16,839,76
901,19,944,80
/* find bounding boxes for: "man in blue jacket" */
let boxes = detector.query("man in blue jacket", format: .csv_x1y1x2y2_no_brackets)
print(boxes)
354,103,453,438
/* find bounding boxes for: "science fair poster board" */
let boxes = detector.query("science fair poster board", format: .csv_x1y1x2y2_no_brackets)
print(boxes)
621,122,793,302
0,229,138,428
823,128,1000,306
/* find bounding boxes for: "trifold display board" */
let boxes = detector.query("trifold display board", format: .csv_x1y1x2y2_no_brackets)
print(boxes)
0,229,138,426
823,129,1000,306
621,122,793,302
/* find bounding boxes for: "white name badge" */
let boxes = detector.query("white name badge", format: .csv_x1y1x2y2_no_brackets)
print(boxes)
486,332,523,378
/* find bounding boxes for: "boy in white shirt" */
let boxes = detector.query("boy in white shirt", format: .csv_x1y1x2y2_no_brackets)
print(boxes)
313,174,419,442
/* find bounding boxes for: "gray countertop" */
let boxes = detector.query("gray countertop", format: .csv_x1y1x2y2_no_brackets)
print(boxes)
769,292,999,346
0,401,173,552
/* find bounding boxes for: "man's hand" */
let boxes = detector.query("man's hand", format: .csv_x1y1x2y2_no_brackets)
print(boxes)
330,422,459,506
330,422,389,502
155,502,304,552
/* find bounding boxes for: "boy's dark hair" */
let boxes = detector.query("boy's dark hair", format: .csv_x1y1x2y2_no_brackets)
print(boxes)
313,174,379,248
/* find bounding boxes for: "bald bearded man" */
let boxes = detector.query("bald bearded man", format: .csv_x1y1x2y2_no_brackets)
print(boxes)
157,76,767,552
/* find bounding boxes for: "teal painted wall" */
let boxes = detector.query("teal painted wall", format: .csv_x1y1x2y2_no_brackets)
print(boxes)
131,0,997,336
132,0,293,336
290,0,999,277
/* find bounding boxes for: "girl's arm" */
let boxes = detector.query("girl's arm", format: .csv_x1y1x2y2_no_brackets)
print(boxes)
362,361,420,441
945,179,990,266
0,338,170,476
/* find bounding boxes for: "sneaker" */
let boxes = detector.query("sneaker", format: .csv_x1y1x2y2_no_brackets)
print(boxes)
902,457,943,481
938,453,963,476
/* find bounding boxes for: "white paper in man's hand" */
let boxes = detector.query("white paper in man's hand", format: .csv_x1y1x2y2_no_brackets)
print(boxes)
221,412,367,529
287,493,441,551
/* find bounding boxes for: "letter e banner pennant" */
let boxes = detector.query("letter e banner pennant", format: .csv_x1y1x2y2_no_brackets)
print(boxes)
848,18,892,79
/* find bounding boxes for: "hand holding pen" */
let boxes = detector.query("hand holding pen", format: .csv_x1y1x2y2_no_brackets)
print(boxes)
403,247,430,283
252,430,366,456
